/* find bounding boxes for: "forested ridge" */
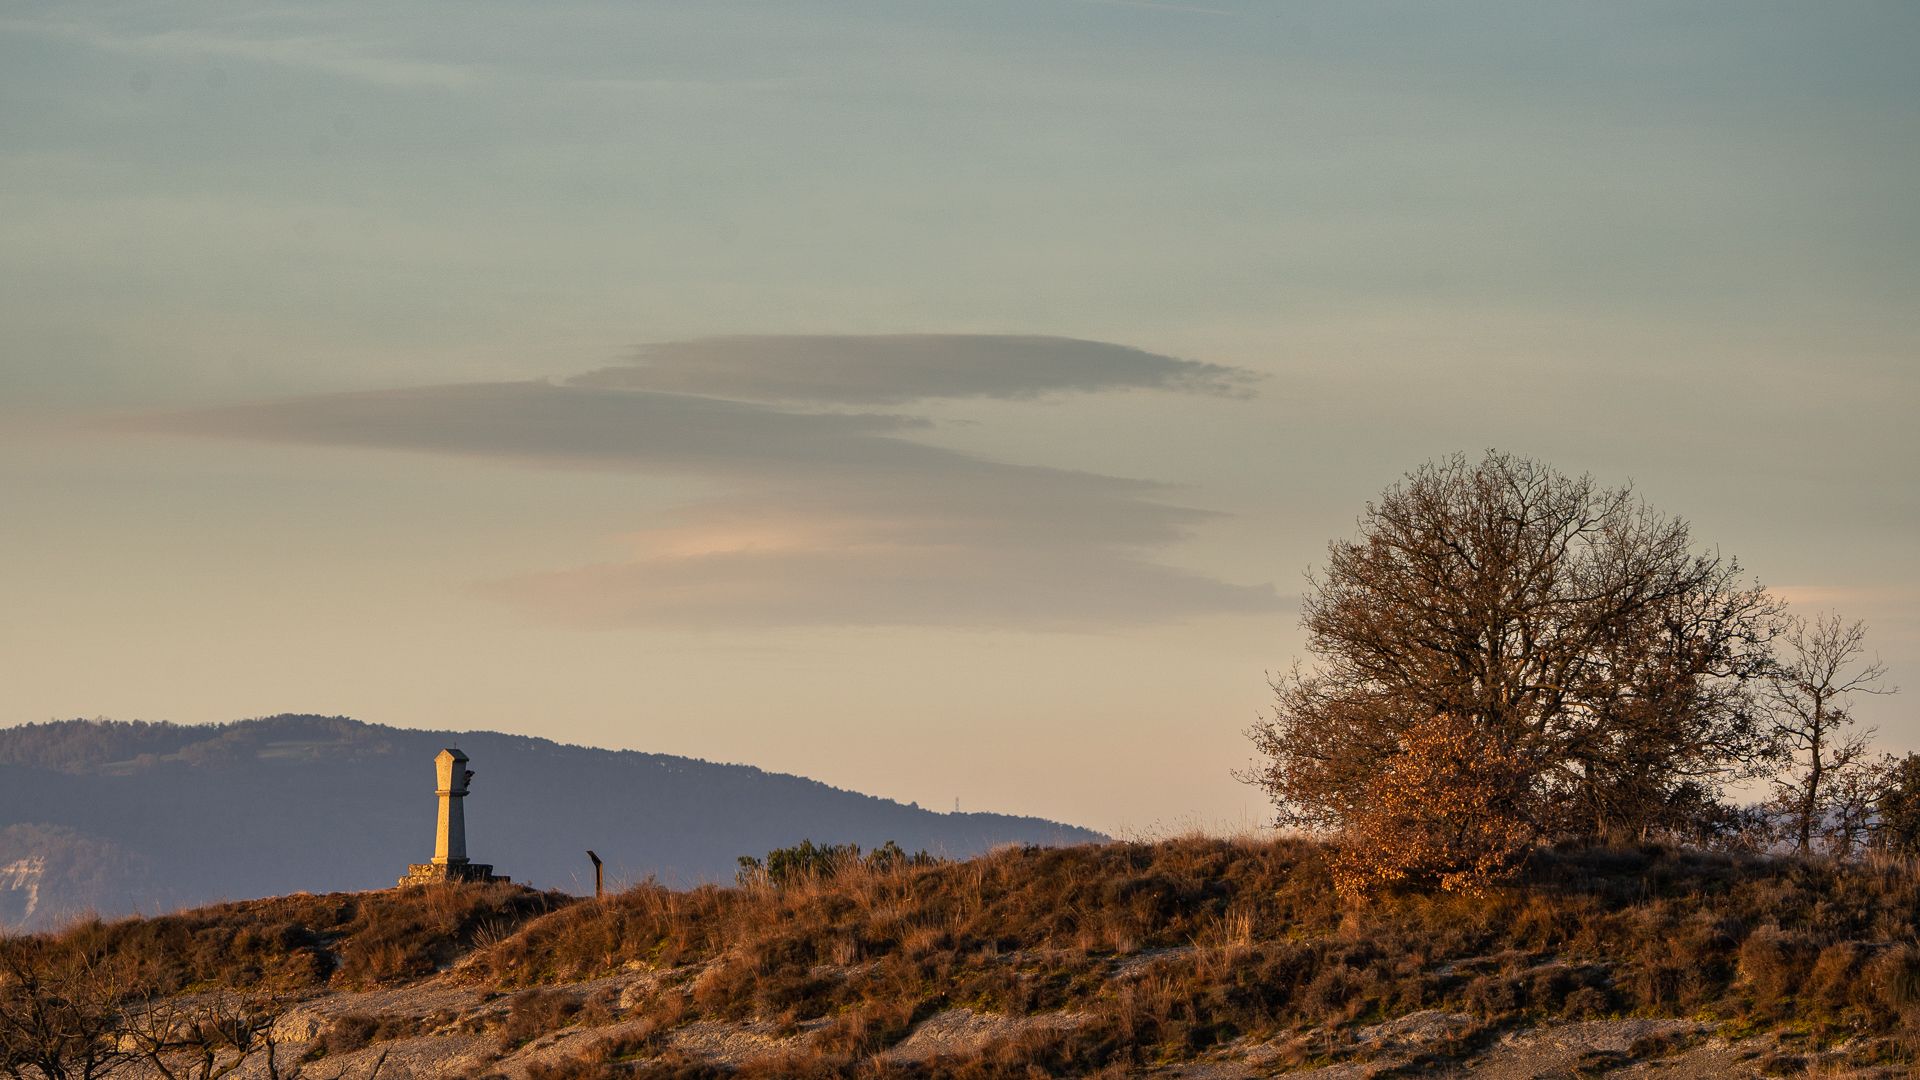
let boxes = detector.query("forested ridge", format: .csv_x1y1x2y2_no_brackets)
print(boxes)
0,715,1102,931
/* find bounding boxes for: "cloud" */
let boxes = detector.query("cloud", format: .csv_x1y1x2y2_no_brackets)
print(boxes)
480,496,1279,630
128,381,936,475
1071,0,1243,15
567,334,1262,404
127,340,1279,629
1771,585,1920,627
1,17,482,89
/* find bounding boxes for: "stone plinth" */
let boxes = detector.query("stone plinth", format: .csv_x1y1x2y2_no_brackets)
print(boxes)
398,861,509,888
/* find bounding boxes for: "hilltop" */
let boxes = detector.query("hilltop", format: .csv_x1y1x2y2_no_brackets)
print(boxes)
4,837,1915,1078
0,715,1103,930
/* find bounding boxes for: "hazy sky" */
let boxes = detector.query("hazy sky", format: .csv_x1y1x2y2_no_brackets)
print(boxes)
3,1,1915,834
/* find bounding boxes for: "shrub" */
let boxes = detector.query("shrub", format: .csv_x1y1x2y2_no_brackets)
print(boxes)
500,988,584,1050
736,840,941,888
1738,927,1817,1013
1562,985,1612,1019
321,1013,380,1056
1869,944,1920,1015
1331,713,1534,902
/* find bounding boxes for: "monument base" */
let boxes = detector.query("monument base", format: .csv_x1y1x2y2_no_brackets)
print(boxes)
397,861,509,888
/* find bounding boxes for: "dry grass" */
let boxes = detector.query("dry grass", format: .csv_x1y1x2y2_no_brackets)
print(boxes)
470,837,1920,1076
19,881,572,993
8,837,1919,1077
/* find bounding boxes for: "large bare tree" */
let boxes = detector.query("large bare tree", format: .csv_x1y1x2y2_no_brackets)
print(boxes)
1765,613,1895,853
1248,451,1784,851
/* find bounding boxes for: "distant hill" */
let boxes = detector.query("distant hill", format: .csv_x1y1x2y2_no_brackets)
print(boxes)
0,714,1103,930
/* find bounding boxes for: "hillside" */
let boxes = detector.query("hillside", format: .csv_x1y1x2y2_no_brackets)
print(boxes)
3,838,1916,1078
0,715,1102,930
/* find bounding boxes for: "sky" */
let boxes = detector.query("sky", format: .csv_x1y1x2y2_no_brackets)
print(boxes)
2,1,1915,836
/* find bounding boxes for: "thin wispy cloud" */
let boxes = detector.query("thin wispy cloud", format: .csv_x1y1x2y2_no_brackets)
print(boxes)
0,16,482,89
1773,585,1920,622
128,335,1279,629
570,335,1261,404
127,382,933,474
1070,0,1242,16
479,492,1278,630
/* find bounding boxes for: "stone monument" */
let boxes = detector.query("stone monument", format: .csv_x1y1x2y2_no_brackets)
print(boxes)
399,748,509,887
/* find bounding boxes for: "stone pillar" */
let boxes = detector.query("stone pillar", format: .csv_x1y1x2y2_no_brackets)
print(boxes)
399,747,505,888
432,748,471,866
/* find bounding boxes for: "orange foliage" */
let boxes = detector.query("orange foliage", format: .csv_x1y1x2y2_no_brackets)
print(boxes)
1333,714,1534,902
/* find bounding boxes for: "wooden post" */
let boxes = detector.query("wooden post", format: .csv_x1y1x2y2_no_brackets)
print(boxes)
587,850,603,898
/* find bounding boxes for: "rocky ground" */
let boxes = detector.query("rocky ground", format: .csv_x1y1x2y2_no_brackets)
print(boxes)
133,955,1902,1079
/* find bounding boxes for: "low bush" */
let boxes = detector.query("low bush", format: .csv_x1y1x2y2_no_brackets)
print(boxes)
500,987,585,1050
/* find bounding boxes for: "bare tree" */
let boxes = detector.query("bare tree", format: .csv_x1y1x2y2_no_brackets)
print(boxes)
123,992,285,1080
0,943,133,1080
1247,452,1784,864
1876,753,1920,856
1765,613,1896,853
123,992,388,1080
1823,753,1895,858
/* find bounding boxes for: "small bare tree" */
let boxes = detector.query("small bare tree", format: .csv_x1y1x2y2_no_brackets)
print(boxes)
1877,753,1920,856
123,993,286,1080
0,943,133,1080
1823,753,1895,858
1,944,387,1080
124,992,386,1080
1765,613,1896,853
